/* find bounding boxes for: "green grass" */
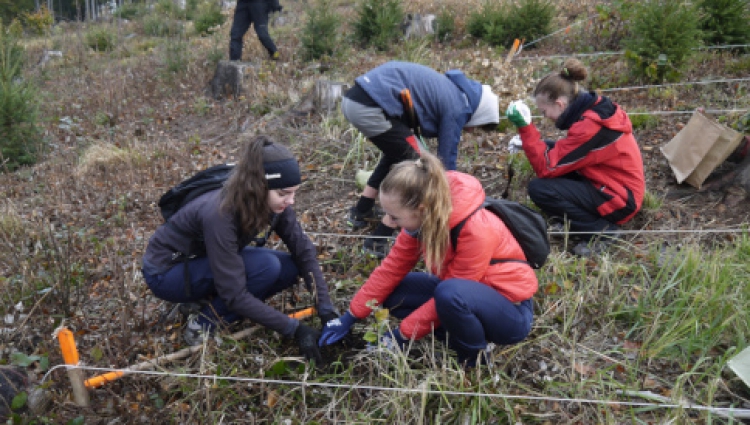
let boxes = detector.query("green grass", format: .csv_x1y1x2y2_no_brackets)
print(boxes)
339,128,380,177
642,190,664,211
630,109,660,130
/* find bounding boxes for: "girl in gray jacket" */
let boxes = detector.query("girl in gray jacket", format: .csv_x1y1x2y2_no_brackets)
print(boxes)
142,135,336,362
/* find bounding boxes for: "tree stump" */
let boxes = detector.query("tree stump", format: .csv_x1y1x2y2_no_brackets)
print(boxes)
313,80,349,113
205,60,257,101
402,14,436,39
287,80,349,118
35,50,63,69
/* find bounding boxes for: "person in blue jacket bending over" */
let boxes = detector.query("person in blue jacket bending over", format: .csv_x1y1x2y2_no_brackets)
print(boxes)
342,61,500,258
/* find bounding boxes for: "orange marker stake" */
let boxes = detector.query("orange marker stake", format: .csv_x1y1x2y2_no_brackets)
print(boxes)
58,328,79,365
57,327,90,406
288,307,316,320
505,38,522,64
84,371,125,389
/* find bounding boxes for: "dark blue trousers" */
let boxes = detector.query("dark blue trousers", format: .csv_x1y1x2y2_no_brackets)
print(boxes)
229,0,276,60
143,247,298,328
383,272,533,363
527,176,619,240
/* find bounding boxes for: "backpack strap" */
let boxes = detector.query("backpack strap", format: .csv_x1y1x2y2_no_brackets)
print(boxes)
449,200,530,266
449,203,484,251
160,221,197,298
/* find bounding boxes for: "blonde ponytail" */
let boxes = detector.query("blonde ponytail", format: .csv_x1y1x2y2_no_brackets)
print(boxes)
380,152,452,274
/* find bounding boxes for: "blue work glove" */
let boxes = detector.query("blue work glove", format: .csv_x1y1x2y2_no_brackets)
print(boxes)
379,327,410,351
506,100,532,128
318,311,357,346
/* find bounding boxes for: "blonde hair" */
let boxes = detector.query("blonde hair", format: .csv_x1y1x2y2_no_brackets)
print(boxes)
533,58,588,102
220,135,272,236
380,152,452,274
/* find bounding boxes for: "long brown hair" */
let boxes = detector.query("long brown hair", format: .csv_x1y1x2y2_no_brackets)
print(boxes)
533,58,588,102
380,152,452,274
220,135,271,235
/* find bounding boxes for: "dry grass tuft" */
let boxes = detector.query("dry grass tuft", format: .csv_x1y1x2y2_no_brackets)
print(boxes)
0,201,23,236
75,142,142,176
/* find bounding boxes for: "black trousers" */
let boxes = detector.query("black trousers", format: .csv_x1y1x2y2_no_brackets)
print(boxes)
229,0,276,60
367,120,420,190
527,175,619,240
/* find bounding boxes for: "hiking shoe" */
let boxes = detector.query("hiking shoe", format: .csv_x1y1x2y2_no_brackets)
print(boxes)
178,302,202,318
572,235,619,257
270,51,280,61
457,345,494,369
548,221,566,236
183,315,214,346
347,206,377,230
546,217,569,239
363,236,389,259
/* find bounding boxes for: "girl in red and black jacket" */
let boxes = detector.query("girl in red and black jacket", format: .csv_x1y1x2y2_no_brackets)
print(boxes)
318,152,537,367
506,58,645,256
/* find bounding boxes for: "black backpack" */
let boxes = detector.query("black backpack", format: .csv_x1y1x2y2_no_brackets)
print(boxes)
158,164,234,222
450,197,550,269
157,164,238,298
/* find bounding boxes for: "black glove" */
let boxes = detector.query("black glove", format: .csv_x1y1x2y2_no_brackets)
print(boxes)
318,311,339,327
294,324,323,364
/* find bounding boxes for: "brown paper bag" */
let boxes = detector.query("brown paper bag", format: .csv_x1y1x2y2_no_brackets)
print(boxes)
661,110,744,189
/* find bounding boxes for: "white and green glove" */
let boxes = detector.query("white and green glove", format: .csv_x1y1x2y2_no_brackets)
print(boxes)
506,100,532,128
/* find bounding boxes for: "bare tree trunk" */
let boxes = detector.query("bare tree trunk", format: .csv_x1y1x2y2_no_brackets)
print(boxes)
35,0,40,12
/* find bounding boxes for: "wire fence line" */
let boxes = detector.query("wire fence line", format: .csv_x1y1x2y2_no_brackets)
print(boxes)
515,44,750,61
40,364,750,417
599,77,750,93
521,15,597,49
305,227,749,241
500,78,749,118
517,14,750,59
518,108,749,121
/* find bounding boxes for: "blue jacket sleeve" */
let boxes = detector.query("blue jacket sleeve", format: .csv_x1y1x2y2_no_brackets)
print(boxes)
436,116,467,170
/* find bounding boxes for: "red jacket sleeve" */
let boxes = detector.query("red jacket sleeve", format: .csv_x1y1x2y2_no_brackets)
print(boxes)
520,119,612,179
349,231,421,319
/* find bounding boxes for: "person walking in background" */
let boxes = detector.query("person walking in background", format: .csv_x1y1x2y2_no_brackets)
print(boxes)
141,135,336,363
342,61,500,257
229,0,281,61
319,152,537,367
506,58,645,257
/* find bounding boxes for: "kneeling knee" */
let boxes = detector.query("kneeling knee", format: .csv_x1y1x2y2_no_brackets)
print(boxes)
433,280,466,311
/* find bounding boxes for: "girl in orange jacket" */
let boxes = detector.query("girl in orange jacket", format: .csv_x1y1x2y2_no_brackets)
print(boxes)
319,152,537,366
